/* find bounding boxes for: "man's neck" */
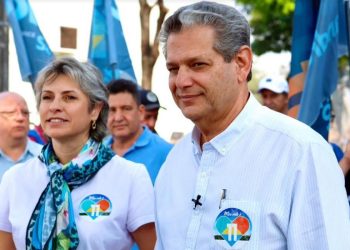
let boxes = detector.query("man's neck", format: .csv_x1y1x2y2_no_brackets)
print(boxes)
0,137,28,161
197,91,249,146
112,126,144,156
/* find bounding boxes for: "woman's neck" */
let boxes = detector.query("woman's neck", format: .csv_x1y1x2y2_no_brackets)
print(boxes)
52,136,90,164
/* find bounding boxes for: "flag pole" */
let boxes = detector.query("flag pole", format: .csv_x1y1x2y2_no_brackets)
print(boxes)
345,0,350,74
0,2,9,91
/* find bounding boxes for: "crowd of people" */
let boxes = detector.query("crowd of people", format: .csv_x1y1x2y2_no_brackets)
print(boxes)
0,1,350,250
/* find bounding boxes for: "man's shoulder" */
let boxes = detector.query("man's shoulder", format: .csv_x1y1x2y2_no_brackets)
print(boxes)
143,127,173,149
257,107,324,144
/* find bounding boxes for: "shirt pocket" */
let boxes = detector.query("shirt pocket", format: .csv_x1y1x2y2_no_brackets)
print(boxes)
211,200,260,250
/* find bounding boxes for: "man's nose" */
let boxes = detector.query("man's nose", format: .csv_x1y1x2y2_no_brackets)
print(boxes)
175,67,193,88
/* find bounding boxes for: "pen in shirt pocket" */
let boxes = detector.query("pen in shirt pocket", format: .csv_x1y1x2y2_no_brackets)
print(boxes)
219,189,227,209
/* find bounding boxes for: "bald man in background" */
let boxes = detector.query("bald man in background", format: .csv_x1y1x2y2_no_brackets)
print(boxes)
0,92,42,181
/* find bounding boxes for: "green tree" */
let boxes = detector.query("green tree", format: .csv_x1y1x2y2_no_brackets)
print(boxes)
236,0,295,55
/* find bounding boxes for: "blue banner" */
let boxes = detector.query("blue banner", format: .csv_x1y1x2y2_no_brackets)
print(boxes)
289,0,348,140
88,0,136,84
5,0,54,84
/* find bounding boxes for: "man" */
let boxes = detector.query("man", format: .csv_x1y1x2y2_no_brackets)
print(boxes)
154,2,350,249
140,89,164,133
105,79,172,184
258,75,289,114
0,92,42,181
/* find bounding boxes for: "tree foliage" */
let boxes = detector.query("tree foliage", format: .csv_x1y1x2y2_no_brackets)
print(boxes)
236,0,295,55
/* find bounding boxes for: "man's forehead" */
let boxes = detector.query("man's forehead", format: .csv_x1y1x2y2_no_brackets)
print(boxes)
0,95,27,108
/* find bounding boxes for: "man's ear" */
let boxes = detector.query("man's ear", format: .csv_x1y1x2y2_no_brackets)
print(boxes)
139,104,146,121
234,45,253,83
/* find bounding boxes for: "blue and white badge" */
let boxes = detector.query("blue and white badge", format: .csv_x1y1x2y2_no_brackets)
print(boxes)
79,194,112,221
214,207,252,249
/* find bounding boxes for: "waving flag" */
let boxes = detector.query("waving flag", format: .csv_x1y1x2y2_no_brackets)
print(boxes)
4,0,54,84
288,0,348,139
88,0,136,84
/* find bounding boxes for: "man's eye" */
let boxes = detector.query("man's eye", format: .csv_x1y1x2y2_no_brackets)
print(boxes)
192,62,205,68
123,107,133,111
108,109,116,114
167,67,178,73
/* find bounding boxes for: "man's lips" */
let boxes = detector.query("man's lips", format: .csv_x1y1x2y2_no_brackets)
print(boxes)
177,93,201,102
111,124,127,129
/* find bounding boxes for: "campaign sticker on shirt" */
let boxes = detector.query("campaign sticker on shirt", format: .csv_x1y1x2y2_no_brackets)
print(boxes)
79,194,112,221
213,207,252,249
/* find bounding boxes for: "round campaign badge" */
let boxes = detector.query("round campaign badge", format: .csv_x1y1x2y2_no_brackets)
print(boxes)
213,207,252,249
79,194,112,221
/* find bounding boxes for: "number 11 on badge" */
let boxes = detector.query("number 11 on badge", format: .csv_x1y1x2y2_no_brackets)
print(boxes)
227,223,238,242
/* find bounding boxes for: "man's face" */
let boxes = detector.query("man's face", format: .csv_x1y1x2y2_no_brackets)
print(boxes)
165,25,250,126
0,94,30,141
143,108,159,133
260,89,288,114
107,92,144,141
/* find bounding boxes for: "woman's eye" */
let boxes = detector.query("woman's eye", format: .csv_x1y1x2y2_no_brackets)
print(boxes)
41,95,51,100
63,95,76,101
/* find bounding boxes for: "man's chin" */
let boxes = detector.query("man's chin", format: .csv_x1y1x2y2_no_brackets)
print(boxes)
12,132,29,139
181,109,201,122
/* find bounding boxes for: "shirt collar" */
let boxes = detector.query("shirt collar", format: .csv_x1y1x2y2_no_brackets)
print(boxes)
0,139,40,161
133,126,152,148
191,93,262,156
103,126,152,151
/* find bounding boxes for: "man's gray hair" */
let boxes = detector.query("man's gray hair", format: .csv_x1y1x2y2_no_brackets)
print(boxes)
35,57,109,142
159,1,252,80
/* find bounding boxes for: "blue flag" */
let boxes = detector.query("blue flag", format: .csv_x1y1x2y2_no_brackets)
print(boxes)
4,0,54,84
88,0,136,84
289,0,348,139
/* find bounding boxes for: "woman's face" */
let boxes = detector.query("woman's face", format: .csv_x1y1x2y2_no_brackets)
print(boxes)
39,74,101,145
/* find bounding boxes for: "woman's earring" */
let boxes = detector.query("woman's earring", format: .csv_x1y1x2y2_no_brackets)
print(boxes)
92,120,97,130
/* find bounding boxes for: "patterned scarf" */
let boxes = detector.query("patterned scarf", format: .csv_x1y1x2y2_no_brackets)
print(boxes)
26,139,115,250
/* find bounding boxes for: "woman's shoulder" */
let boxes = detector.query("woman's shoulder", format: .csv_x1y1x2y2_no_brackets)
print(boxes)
3,157,45,178
1,157,48,188
104,155,148,175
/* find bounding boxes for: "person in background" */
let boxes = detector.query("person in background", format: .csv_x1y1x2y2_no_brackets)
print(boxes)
154,2,350,249
0,57,155,250
0,92,42,181
258,75,289,114
340,143,350,204
258,77,344,165
140,88,164,133
105,79,172,184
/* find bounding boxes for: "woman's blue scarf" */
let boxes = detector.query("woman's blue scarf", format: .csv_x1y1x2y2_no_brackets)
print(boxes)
26,139,115,250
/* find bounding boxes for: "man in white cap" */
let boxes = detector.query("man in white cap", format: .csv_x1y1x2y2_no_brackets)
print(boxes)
258,75,289,114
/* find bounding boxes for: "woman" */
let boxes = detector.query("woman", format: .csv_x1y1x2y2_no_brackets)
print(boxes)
0,57,156,250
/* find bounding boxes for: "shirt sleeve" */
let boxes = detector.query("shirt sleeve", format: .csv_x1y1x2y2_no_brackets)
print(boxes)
287,141,350,249
0,171,13,232
127,164,155,232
